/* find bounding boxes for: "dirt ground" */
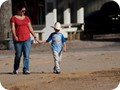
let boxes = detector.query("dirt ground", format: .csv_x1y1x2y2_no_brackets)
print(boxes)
0,40,120,90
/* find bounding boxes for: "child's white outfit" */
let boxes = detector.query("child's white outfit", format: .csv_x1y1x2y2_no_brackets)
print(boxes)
46,32,66,73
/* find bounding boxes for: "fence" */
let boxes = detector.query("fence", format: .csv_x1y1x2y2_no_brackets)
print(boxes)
61,23,84,41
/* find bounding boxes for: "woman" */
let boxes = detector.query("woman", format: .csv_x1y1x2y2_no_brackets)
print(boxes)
10,3,39,74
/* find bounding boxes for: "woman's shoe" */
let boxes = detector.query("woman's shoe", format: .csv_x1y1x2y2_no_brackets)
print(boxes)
23,70,30,74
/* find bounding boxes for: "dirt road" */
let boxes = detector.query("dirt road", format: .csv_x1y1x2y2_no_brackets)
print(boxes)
0,40,120,90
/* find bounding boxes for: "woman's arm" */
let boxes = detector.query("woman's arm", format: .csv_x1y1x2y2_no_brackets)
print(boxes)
28,22,36,38
11,22,18,41
28,22,40,43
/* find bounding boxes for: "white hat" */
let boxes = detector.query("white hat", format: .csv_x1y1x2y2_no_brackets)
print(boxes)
51,22,62,30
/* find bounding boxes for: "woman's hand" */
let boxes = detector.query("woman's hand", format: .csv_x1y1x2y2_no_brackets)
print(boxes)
34,37,41,43
14,36,19,41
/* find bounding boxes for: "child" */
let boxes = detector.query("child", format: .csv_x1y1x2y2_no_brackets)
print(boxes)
41,22,66,74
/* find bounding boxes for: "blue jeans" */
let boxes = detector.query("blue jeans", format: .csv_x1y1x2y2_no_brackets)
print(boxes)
13,38,31,72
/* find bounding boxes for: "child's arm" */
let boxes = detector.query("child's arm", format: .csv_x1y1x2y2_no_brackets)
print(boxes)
40,40,49,43
40,33,52,44
63,42,67,52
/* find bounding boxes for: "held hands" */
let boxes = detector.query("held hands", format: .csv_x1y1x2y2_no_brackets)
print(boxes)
34,37,47,44
34,38,46,44
34,37,41,43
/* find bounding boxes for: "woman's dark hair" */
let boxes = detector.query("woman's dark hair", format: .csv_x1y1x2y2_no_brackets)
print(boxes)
16,3,25,11
13,2,26,15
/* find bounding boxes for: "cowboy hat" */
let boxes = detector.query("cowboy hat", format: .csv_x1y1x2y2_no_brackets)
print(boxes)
51,22,62,30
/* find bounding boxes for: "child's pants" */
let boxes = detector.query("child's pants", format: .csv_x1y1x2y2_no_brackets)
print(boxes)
52,50,62,72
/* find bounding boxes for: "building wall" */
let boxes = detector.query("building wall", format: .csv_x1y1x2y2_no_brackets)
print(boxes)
0,0,119,42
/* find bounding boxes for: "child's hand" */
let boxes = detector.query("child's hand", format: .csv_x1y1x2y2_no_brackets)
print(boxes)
63,47,66,52
63,43,66,52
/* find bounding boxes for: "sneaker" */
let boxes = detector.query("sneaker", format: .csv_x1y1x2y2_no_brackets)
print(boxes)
53,70,61,74
13,70,18,74
56,71,61,74
53,69,56,74
23,70,30,74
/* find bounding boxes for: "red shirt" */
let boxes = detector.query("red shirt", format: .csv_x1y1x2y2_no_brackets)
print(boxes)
10,16,30,41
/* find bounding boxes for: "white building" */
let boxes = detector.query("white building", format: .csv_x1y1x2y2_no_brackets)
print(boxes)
29,0,120,42
0,0,120,42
